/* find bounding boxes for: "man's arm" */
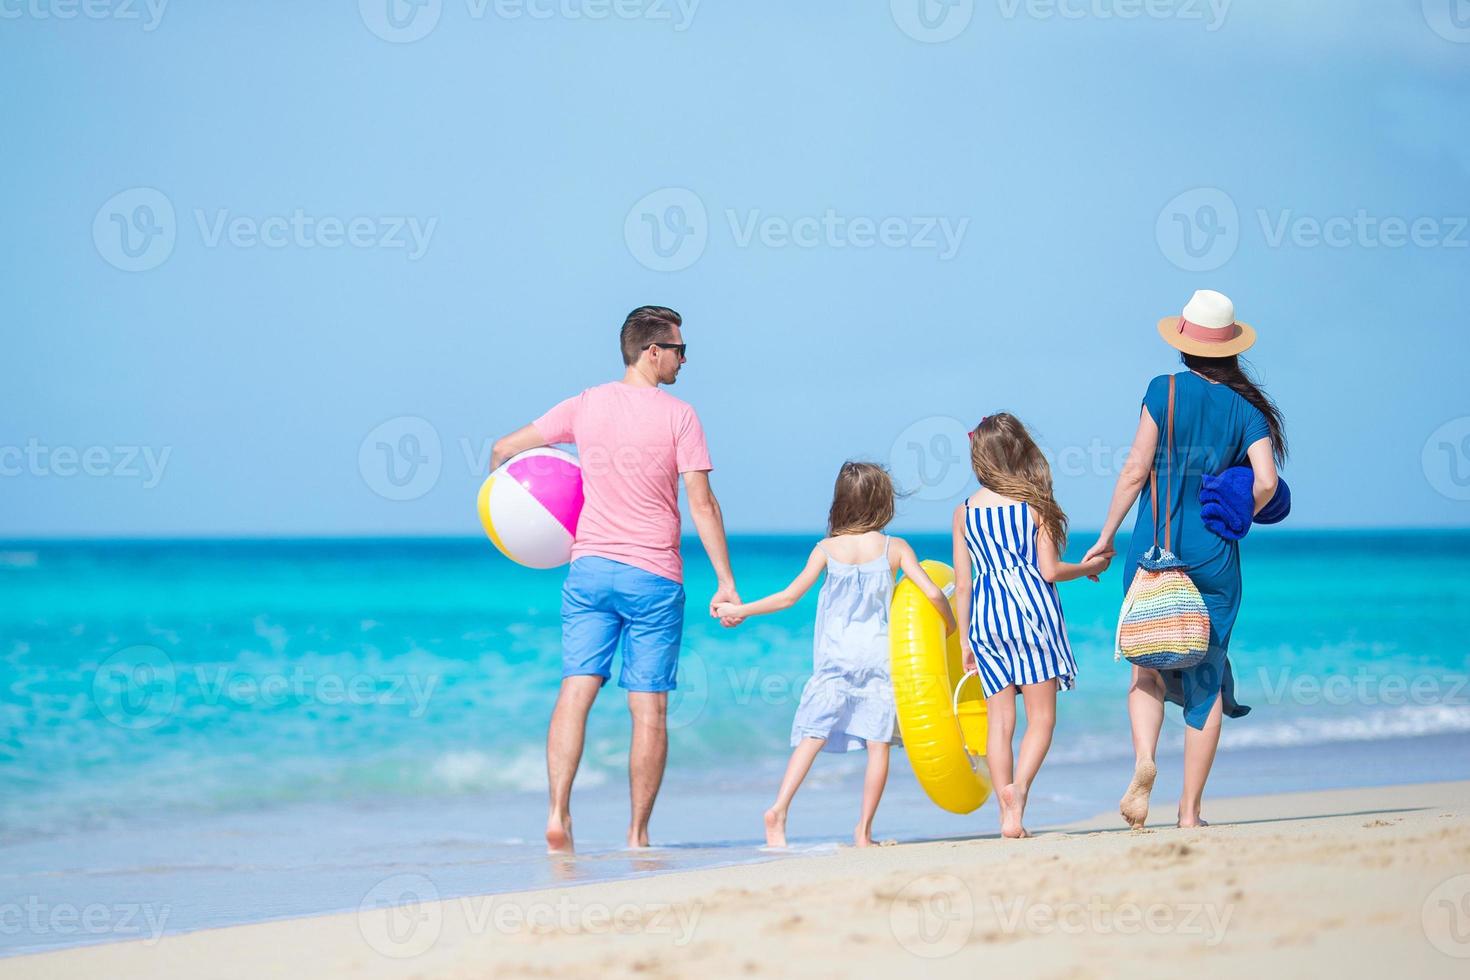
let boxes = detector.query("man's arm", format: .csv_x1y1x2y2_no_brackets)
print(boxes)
489,424,549,472
681,470,739,616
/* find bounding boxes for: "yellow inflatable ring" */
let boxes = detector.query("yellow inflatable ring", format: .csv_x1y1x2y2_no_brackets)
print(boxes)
889,560,992,814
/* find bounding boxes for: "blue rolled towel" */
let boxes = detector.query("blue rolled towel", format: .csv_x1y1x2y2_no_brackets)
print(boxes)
1199,466,1291,540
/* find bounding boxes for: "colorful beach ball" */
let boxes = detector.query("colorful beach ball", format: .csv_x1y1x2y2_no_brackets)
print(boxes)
477,448,584,569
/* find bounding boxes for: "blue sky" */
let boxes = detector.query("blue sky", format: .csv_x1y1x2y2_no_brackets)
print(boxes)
4,1,1469,537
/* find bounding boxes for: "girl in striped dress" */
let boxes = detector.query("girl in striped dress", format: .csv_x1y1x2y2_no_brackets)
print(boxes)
951,414,1110,838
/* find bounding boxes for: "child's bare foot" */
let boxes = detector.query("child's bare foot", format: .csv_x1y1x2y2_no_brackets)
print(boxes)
999,784,1025,839
545,812,574,854
1119,760,1156,830
854,823,874,847
763,807,787,848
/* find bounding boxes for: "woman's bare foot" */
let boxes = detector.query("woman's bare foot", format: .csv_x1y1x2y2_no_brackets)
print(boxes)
545,813,574,854
1119,760,1157,830
1176,815,1210,829
854,823,874,847
999,784,1025,839
763,807,788,847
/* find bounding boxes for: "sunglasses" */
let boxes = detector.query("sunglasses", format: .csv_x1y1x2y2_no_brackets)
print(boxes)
645,342,687,358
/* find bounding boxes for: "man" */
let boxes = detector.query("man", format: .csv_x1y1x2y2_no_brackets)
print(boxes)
490,306,739,853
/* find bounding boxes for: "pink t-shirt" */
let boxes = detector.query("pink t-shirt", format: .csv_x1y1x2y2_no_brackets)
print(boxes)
533,382,711,583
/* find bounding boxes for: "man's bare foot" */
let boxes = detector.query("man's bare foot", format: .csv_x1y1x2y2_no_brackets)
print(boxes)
626,827,650,849
763,807,787,848
1119,760,1157,830
545,813,574,854
999,784,1025,839
854,823,874,847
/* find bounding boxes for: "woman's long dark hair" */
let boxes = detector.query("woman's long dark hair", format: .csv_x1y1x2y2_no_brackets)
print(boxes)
1182,352,1288,465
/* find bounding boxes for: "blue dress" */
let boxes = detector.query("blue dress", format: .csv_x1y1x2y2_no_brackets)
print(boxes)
1123,372,1272,730
789,537,900,753
964,501,1078,697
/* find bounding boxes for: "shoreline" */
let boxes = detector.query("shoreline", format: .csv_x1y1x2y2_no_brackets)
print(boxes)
7,779,1468,978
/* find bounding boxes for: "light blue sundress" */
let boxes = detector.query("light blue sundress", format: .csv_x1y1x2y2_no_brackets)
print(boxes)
790,536,901,754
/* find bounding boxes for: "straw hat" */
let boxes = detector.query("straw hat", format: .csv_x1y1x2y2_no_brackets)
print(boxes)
1157,290,1256,357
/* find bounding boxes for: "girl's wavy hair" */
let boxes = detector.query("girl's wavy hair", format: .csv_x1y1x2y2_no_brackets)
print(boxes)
968,413,1068,549
827,461,902,536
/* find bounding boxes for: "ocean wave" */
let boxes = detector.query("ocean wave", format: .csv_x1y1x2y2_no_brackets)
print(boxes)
1048,703,1470,765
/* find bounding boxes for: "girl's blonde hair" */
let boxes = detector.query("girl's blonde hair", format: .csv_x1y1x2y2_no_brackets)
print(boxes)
826,461,896,536
969,414,1068,549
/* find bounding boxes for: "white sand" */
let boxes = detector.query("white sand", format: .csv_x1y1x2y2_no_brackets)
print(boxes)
6,780,1469,979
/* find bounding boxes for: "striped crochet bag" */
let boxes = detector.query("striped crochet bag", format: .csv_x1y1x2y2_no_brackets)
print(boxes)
1115,375,1211,671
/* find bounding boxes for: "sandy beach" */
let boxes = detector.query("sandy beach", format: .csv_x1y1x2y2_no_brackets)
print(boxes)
7,779,1468,979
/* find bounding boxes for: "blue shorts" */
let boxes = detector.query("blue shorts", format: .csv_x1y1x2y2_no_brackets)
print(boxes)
561,556,685,693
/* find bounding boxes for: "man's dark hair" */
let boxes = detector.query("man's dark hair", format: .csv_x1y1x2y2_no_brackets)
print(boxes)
620,306,682,366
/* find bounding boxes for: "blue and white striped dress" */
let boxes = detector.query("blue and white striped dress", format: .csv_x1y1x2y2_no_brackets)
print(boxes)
964,500,1078,697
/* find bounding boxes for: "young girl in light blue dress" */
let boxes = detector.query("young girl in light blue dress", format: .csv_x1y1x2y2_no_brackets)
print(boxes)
716,462,955,848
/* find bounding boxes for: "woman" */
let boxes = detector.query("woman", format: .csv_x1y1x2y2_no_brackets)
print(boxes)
1083,290,1286,829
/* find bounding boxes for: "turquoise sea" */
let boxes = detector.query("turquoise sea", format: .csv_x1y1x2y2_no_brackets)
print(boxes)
3,531,1469,955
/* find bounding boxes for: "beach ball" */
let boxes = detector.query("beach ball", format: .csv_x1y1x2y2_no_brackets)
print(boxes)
477,448,584,568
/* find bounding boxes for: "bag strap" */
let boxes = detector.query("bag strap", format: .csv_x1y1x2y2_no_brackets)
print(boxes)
1149,375,1177,552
